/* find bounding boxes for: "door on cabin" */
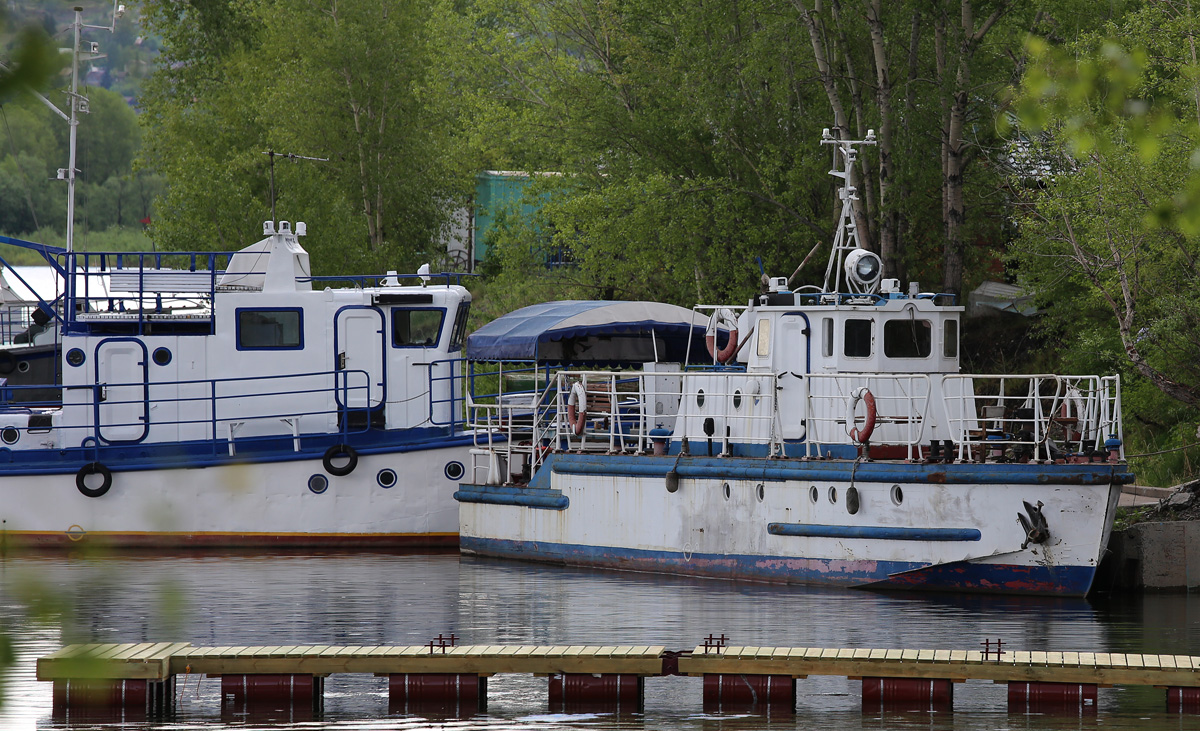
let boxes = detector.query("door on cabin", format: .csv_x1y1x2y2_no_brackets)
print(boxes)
334,307,386,412
95,339,149,443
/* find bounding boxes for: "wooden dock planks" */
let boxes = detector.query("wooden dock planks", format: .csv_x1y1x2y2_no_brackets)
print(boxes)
35,643,1200,689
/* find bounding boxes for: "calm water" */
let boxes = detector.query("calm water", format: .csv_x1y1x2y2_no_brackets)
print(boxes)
2,550,1200,730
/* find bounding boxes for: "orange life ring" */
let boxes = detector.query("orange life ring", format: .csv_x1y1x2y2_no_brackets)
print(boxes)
566,381,587,435
847,387,877,444
704,309,739,365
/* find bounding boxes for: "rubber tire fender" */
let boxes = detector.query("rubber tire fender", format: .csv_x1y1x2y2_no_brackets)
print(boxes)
76,462,112,498
323,444,359,477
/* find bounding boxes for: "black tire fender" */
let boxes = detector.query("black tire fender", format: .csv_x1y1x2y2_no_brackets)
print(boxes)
323,444,358,477
76,462,112,498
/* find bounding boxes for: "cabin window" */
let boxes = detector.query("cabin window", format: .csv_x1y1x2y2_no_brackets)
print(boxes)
822,318,833,357
237,308,303,349
844,319,872,358
944,319,959,358
393,308,445,347
756,318,771,357
448,302,471,352
884,318,932,358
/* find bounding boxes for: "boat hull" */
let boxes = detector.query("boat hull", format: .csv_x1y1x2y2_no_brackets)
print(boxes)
1,441,473,548
457,454,1130,596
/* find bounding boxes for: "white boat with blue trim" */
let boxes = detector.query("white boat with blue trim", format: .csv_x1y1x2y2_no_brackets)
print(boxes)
0,222,475,547
455,133,1134,596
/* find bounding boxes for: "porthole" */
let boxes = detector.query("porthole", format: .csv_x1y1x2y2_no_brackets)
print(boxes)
733,390,742,410
66,348,85,367
756,483,765,502
891,485,904,505
846,486,860,515
152,347,172,366
1,427,18,444
444,461,465,481
828,486,838,504
16,360,29,373
308,474,329,494
377,468,398,488
810,485,819,503
723,482,731,500
697,389,706,408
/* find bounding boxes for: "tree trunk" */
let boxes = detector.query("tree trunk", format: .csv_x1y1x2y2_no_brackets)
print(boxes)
866,0,899,280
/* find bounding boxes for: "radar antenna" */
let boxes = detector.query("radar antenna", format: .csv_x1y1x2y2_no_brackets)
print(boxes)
820,128,879,294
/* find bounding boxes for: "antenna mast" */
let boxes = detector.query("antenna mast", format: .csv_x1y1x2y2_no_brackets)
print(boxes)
820,128,876,294
264,150,328,221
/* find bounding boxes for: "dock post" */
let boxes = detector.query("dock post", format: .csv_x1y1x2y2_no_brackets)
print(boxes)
51,677,175,718
702,674,795,713
1167,687,1200,712
220,674,324,716
1007,681,1097,714
388,673,486,716
548,673,643,713
861,678,953,712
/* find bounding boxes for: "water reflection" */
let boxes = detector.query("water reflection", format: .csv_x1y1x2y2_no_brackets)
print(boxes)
2,550,1199,729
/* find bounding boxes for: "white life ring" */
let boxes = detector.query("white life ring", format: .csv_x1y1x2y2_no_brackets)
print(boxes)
846,386,877,445
705,308,739,365
566,381,588,435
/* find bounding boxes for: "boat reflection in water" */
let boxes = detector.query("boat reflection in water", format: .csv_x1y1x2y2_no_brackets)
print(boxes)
2,550,1199,728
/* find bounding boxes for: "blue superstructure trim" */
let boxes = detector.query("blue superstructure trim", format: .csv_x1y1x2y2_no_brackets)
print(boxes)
767,523,982,541
454,485,568,510
546,453,1134,486
459,537,1096,596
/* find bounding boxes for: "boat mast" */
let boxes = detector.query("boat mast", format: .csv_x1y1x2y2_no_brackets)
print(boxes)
820,128,876,294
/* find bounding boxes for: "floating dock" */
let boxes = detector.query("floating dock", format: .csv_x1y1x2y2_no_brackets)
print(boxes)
37,638,1200,716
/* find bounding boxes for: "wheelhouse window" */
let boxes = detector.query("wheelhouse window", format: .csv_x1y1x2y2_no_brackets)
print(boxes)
237,308,303,349
822,318,833,357
448,302,471,352
756,318,772,357
943,319,959,358
393,308,445,347
844,319,872,358
884,318,932,358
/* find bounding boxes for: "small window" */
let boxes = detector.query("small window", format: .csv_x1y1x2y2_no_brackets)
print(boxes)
237,308,303,349
448,302,471,352
943,319,959,358
884,318,932,358
756,318,771,357
844,319,872,358
822,318,833,357
393,308,445,347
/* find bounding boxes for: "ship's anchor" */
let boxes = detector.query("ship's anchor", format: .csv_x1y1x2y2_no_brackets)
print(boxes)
1018,500,1049,549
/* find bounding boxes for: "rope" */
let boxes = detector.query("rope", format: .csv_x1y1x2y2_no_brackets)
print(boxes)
1,104,40,230
1126,441,1200,459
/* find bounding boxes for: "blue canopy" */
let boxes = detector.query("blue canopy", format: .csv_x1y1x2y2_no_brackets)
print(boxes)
467,300,715,364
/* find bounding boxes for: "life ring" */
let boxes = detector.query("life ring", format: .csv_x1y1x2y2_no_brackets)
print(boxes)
566,381,587,435
323,443,358,476
704,308,739,365
76,462,112,498
847,387,877,444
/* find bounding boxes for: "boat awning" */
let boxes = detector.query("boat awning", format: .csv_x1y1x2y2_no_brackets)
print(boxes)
467,300,714,364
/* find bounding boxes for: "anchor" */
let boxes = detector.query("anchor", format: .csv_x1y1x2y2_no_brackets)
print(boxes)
1018,500,1049,549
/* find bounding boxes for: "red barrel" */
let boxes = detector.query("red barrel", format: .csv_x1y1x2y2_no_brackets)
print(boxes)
549,673,643,713
389,673,486,716
862,678,953,712
1008,681,1097,714
702,674,795,712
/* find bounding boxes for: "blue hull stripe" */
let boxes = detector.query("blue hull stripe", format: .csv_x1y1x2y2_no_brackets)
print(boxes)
549,453,1133,486
461,537,1097,596
767,523,982,541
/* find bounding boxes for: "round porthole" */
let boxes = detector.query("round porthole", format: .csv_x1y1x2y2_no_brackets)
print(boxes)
152,347,172,366
377,468,398,488
1,426,18,444
444,461,465,481
846,486,860,515
697,389,706,408
828,486,838,504
308,474,329,494
891,485,904,505
723,482,731,500
16,360,29,373
756,483,765,502
810,485,818,503
66,348,85,367
733,390,742,410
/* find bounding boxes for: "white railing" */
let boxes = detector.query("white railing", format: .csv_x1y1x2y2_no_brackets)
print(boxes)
799,373,933,459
